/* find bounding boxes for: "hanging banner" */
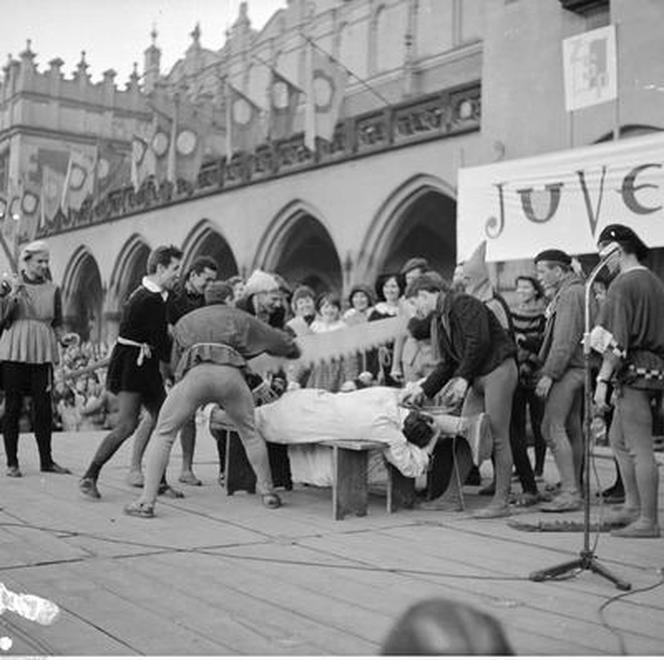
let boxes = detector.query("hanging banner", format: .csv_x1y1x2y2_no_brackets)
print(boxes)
457,132,664,262
562,24,617,112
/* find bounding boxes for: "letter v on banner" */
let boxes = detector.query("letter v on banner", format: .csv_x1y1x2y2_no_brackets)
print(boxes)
577,166,607,237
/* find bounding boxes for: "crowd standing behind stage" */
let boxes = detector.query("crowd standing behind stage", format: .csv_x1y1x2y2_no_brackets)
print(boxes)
1,231,661,536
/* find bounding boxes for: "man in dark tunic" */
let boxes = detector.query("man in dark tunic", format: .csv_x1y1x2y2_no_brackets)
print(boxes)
79,245,183,500
591,224,664,538
124,281,300,518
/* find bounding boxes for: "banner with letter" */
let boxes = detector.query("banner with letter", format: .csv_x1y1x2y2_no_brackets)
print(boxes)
457,132,664,262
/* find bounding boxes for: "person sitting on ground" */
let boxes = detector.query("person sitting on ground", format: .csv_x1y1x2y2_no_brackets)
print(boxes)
124,281,301,519
381,597,513,655
208,385,492,495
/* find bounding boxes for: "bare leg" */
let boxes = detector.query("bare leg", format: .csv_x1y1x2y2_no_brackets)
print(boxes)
178,416,201,485
127,411,154,485
610,387,660,537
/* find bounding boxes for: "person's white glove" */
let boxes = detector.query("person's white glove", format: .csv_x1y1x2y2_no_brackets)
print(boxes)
439,377,469,409
400,382,424,407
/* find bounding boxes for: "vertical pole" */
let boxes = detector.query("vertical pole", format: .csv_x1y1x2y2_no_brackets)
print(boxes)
612,22,620,141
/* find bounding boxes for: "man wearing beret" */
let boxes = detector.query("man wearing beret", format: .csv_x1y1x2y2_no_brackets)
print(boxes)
124,281,301,518
399,271,517,518
534,249,590,512
591,224,663,538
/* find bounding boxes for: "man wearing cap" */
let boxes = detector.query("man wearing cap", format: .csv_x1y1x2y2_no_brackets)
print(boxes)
591,224,663,538
236,269,284,327
399,271,517,518
124,281,301,518
534,249,588,512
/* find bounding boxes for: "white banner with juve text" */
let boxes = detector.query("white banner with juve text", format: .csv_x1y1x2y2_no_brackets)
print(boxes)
458,132,664,262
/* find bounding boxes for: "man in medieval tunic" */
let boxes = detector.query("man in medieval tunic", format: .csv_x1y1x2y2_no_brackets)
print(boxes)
79,245,183,500
591,224,664,538
124,281,301,518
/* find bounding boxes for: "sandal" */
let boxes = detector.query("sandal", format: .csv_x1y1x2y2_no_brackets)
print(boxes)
261,493,282,509
124,501,155,518
513,492,541,508
540,492,581,513
158,484,185,499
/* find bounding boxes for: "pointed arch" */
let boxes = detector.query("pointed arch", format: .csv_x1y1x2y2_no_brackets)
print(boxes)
181,219,239,278
60,245,100,301
253,199,343,294
60,245,104,342
357,174,457,281
108,233,151,308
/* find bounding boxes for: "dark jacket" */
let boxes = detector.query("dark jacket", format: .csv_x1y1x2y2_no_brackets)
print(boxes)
421,292,516,399
538,273,588,380
167,282,205,326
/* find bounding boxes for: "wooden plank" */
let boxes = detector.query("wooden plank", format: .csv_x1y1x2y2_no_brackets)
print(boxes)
331,445,369,520
321,439,386,451
385,461,416,513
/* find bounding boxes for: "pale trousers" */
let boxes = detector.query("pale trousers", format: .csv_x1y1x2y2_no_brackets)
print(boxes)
541,367,584,495
139,364,274,506
462,357,518,506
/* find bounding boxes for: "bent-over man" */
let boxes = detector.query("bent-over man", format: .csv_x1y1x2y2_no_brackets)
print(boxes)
124,281,300,518
399,272,517,518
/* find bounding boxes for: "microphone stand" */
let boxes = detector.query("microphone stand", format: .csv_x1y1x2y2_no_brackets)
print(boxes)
529,247,631,591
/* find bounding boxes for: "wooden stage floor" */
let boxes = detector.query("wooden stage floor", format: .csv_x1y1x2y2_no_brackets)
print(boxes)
0,427,663,656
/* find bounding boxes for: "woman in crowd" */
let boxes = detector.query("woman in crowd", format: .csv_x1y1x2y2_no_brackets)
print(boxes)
367,272,404,387
343,283,375,378
286,285,316,337
285,285,316,387
511,275,548,480
393,258,435,384
306,292,357,392
343,283,374,326
0,240,77,476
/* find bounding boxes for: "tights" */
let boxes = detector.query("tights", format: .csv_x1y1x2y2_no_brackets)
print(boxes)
83,390,164,482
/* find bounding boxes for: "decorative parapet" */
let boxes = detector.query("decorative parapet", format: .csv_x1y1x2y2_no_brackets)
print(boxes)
35,80,480,238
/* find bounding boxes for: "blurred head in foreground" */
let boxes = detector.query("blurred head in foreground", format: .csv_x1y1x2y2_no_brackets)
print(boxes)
381,597,513,656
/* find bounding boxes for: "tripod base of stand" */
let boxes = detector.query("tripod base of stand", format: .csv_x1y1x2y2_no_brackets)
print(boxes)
530,550,631,591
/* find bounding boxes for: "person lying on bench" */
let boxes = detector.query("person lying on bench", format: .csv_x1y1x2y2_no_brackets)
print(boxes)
208,386,492,497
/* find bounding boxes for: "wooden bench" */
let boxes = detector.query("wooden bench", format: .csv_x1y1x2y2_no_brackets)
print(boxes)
215,427,416,520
